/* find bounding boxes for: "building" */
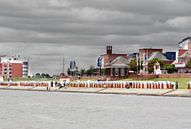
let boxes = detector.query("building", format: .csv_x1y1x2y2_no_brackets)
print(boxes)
0,55,29,79
175,37,191,69
139,48,163,62
99,46,129,77
148,51,173,64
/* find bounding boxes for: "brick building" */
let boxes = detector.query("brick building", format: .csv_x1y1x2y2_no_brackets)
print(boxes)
99,46,130,77
0,55,29,79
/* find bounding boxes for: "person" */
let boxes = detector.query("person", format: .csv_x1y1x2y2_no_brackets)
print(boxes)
51,81,53,87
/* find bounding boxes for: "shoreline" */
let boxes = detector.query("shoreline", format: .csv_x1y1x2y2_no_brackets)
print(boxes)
0,86,191,98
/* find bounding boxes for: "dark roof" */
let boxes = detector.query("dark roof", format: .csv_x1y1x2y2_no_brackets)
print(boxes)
178,37,191,44
139,48,162,50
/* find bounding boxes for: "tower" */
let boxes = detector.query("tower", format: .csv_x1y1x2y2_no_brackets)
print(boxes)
106,46,112,55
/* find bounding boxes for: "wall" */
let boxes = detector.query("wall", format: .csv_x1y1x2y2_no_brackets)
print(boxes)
11,63,23,78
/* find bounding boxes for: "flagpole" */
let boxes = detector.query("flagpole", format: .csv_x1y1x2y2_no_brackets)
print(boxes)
136,53,139,74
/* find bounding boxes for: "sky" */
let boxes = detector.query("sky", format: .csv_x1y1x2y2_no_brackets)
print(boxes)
0,0,191,75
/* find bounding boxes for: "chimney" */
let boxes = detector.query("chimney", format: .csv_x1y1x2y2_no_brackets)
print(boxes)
106,46,112,55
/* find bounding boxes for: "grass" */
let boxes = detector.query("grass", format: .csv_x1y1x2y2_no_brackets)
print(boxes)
11,77,59,82
149,78,190,89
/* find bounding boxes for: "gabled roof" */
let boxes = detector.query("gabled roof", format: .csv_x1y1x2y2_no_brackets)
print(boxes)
179,51,188,58
179,51,191,58
148,52,170,61
108,56,130,68
178,49,187,56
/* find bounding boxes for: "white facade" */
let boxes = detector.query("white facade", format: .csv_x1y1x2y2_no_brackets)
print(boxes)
179,38,190,50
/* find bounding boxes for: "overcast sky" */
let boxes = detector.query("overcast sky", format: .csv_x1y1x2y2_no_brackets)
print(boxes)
0,0,191,75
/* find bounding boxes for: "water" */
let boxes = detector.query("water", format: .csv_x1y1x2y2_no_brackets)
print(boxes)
0,90,191,129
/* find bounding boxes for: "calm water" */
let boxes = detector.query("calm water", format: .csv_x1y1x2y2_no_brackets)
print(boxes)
0,90,191,129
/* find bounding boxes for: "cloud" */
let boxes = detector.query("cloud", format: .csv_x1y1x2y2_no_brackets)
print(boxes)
0,0,190,74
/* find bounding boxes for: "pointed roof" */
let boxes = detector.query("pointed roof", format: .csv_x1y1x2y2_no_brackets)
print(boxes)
178,49,187,56
108,56,130,68
148,52,170,61
179,51,191,58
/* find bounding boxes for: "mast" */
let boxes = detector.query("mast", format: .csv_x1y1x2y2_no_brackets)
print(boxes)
62,56,65,73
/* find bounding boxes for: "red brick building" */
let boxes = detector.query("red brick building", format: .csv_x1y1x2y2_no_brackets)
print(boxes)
100,46,130,77
0,62,23,79
0,55,29,79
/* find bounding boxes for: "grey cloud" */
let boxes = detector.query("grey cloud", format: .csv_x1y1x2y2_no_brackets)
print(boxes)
0,0,190,74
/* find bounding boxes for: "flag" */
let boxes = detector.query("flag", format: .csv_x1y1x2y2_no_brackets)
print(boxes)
97,56,102,67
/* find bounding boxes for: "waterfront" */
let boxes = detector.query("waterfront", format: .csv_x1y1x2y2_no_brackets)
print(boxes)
0,90,191,129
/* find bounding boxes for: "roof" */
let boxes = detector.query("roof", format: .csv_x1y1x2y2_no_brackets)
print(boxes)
179,51,191,59
178,49,187,56
139,48,163,51
102,53,128,67
178,37,191,44
105,56,130,68
148,52,170,61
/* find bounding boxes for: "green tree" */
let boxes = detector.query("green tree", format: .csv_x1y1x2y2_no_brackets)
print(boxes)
86,65,98,76
67,68,70,75
129,58,137,72
35,73,41,78
186,58,191,68
80,69,86,76
148,58,164,73
163,64,176,73
41,73,46,78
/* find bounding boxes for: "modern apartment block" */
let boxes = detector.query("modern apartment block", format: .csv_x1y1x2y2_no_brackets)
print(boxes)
0,55,29,79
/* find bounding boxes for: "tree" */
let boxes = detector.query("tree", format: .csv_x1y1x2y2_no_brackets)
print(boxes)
186,58,191,68
163,64,176,73
45,74,50,78
41,73,46,78
148,58,164,73
35,73,41,78
129,58,137,72
67,68,70,75
80,69,86,76
86,65,98,76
